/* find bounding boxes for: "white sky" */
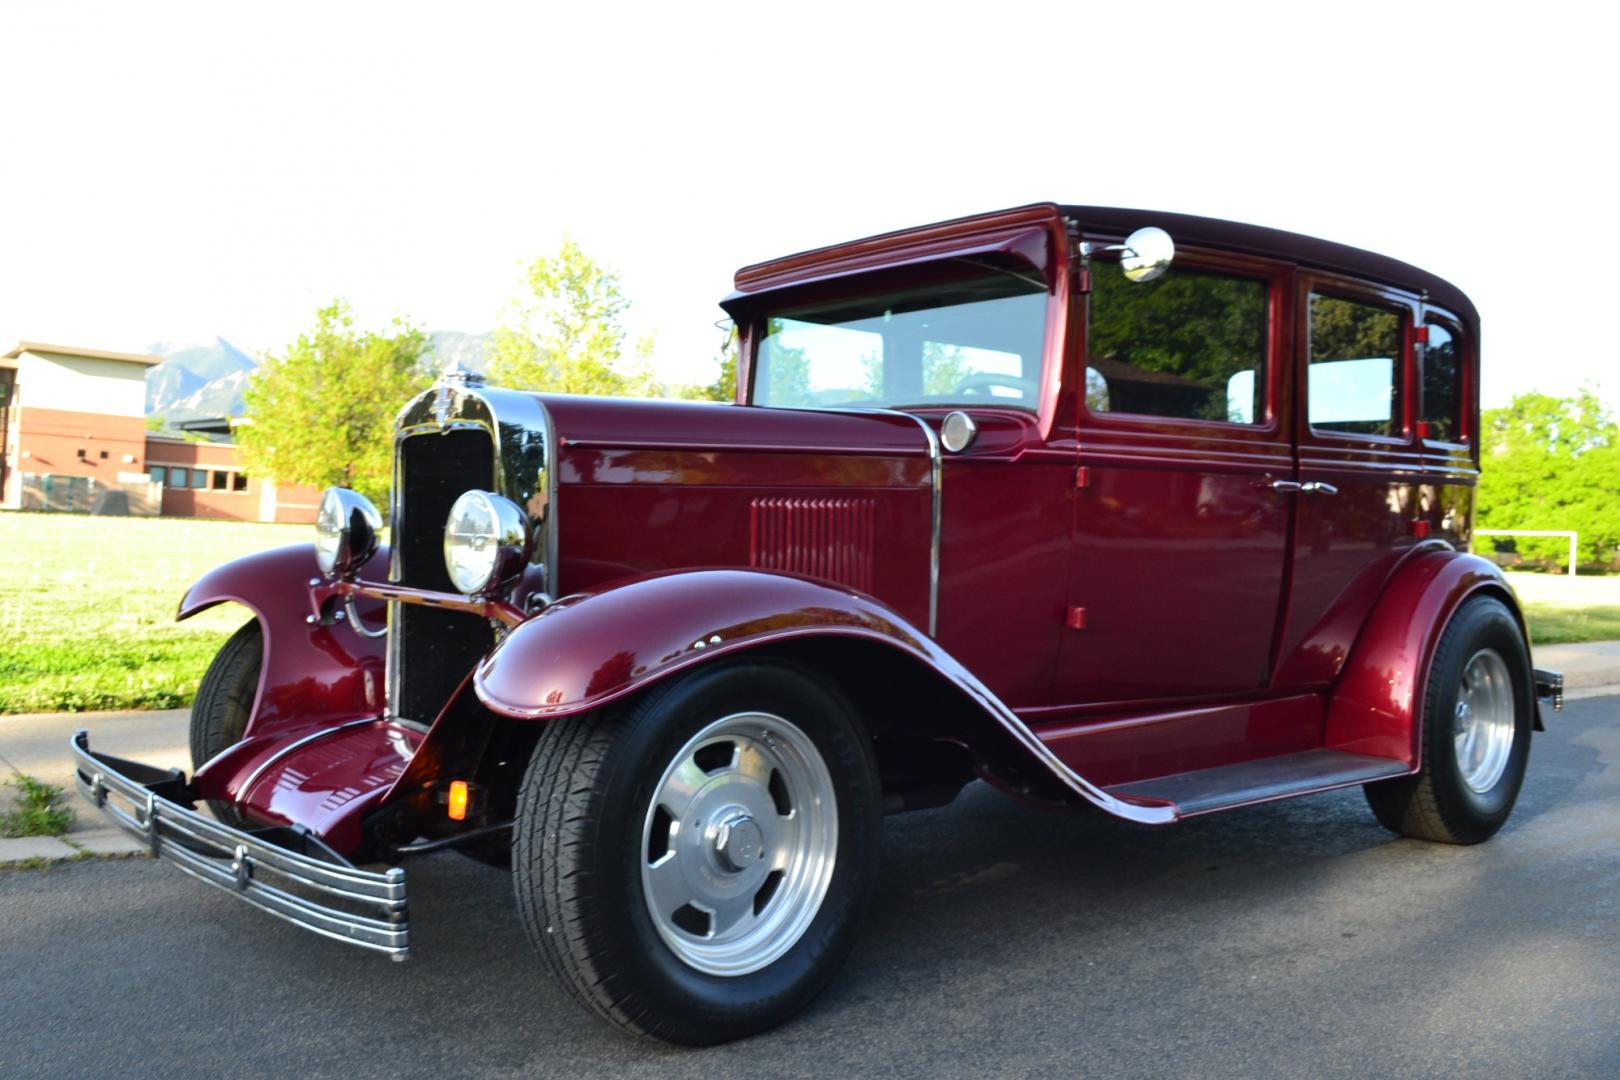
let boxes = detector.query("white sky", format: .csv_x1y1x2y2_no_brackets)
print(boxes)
1,2,1613,410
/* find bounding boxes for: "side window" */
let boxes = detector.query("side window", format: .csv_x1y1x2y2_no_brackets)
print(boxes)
1087,261,1268,425
1422,319,1463,442
1308,294,1402,437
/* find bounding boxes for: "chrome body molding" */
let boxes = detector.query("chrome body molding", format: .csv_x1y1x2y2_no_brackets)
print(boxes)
843,407,941,637
897,617,1177,824
71,730,409,959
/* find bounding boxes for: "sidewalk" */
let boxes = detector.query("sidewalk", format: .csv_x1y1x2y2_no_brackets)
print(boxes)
4,646,1618,865
1532,640,1620,698
2,708,189,865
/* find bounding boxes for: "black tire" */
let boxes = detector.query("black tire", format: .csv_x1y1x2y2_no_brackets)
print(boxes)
189,620,262,829
512,660,881,1045
1363,596,1534,844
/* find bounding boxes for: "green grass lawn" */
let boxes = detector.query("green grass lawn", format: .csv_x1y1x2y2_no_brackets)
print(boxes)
1,512,306,713
1505,572,1620,646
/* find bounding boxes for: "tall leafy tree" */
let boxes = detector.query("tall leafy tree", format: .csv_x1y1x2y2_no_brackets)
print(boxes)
1477,389,1620,569
237,300,432,505
489,238,657,397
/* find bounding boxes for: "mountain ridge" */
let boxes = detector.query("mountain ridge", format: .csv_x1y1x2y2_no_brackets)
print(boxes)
145,331,492,421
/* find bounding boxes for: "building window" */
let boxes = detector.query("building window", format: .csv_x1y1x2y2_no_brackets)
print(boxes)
1308,293,1403,438
211,470,228,491
192,468,207,488
99,450,109,460
169,468,188,489
149,465,167,485
232,472,248,492
77,448,86,459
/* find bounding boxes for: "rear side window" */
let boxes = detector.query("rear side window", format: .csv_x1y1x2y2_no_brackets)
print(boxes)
1422,318,1463,442
1087,262,1268,425
1308,294,1402,437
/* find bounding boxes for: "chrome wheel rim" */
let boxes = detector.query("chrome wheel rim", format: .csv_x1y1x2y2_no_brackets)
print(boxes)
1453,648,1516,794
640,712,837,976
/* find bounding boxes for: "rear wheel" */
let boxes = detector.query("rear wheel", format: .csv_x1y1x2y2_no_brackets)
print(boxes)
512,661,880,1044
1364,596,1533,844
189,619,262,829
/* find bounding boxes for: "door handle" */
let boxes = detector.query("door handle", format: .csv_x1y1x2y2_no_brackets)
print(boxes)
1301,481,1339,496
1266,479,1303,493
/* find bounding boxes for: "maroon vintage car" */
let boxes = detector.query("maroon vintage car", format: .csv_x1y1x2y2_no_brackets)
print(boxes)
75,204,1561,1044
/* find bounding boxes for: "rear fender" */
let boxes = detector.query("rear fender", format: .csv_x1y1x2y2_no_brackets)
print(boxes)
180,544,389,763
1325,550,1529,766
473,569,1176,825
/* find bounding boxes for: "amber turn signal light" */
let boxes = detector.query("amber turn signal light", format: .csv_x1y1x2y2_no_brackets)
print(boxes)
447,780,469,821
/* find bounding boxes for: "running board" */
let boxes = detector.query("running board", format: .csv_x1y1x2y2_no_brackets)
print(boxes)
1103,749,1410,818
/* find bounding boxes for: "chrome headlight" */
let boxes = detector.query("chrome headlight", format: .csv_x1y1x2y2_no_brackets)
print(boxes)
314,487,382,577
443,490,531,596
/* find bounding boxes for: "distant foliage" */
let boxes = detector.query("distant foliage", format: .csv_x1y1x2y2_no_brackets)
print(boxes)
702,329,739,403
490,238,661,397
237,300,432,506
1477,389,1620,570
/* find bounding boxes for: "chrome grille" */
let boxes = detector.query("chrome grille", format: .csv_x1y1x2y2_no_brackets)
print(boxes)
392,430,496,724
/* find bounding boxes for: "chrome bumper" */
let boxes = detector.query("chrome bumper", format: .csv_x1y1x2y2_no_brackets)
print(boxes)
1534,668,1564,711
71,730,409,959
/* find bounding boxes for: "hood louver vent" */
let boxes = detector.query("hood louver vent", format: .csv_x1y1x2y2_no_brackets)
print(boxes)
748,497,876,594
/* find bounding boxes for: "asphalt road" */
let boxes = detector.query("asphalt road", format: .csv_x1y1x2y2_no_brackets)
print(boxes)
3,697,1617,1079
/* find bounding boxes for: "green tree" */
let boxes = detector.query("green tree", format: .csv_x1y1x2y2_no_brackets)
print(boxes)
490,237,657,397
1477,389,1620,570
237,300,432,505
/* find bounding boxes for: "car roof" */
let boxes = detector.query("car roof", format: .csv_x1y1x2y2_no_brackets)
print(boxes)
1061,204,1478,331
732,203,1478,335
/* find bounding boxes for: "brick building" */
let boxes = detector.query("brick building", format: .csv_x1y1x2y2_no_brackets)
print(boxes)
1,341,317,522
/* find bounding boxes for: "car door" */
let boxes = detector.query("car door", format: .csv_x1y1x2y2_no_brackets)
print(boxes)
1055,249,1294,704
1272,277,1422,688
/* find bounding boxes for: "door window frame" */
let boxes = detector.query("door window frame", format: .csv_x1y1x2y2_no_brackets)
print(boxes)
1077,246,1290,449
1419,307,1471,449
1297,274,1420,453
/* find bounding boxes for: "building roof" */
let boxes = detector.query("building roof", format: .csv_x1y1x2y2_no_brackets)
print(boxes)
3,341,163,366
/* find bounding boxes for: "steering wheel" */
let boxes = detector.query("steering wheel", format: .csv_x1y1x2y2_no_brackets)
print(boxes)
951,372,1039,400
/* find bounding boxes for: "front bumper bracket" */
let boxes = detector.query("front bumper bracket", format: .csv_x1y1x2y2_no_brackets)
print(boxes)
71,730,409,960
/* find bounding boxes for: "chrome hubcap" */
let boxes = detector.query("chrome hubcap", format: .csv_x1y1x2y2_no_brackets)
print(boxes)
1453,648,1515,793
640,713,837,976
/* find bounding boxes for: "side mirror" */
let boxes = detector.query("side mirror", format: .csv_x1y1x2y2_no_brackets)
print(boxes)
1119,226,1175,283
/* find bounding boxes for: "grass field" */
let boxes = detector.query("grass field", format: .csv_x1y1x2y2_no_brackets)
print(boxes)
1503,571,1620,645
1,512,305,713
1,513,1618,714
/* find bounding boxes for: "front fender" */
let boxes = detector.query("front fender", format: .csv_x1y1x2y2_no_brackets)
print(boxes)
179,544,389,742
1325,550,1528,766
474,569,1176,825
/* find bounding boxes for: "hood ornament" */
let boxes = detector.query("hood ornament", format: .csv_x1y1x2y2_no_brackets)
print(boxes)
438,358,487,386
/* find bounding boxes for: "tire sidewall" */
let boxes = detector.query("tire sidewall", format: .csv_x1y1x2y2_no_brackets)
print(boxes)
587,660,879,1039
1424,597,1533,830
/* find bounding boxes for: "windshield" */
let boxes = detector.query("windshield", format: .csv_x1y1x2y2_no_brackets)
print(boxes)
752,269,1048,412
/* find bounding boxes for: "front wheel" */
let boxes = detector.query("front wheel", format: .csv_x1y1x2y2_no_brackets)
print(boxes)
512,661,880,1044
189,619,262,829
1363,596,1534,844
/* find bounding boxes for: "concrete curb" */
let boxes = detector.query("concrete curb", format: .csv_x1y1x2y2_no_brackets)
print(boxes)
1,827,151,866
